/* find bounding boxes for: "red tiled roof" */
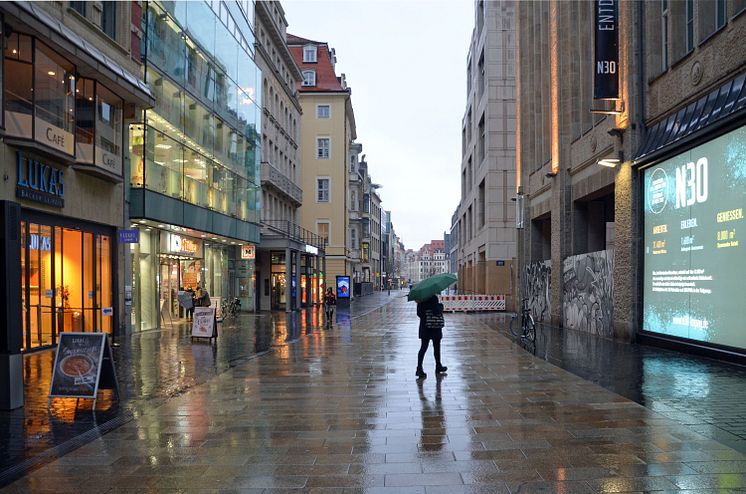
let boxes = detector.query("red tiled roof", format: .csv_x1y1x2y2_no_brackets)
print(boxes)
287,33,345,92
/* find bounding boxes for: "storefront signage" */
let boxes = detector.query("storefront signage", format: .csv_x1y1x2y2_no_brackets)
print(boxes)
241,245,255,259
16,152,65,208
594,0,619,99
102,307,113,316
118,229,140,244
168,234,199,255
34,120,75,156
305,245,318,255
29,234,51,251
95,148,123,177
48,332,119,409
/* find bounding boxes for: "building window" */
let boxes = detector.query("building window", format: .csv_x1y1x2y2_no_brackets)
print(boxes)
699,0,727,42
101,1,117,39
349,155,356,172
4,33,34,139
317,177,330,202
302,70,316,87
317,221,330,243
350,228,358,249
317,137,330,159
70,1,86,16
316,104,330,119
661,0,669,70
686,0,694,52
303,45,317,63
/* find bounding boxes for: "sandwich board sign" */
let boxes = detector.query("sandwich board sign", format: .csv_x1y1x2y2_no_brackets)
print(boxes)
191,307,217,341
48,332,119,410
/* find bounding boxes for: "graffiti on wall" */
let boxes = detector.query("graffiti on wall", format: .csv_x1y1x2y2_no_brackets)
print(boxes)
562,249,614,336
522,260,551,322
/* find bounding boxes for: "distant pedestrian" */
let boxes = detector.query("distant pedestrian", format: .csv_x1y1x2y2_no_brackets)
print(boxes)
416,295,447,379
324,287,337,327
194,285,211,307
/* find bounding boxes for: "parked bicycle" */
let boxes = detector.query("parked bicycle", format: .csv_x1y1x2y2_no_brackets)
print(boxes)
221,297,241,320
509,298,536,342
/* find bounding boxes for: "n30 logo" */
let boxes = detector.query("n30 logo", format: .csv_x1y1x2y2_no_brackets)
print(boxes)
675,157,708,209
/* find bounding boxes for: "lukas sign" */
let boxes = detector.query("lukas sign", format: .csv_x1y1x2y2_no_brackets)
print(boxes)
594,0,619,99
16,152,65,208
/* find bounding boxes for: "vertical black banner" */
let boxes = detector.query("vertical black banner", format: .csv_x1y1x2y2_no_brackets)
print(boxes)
594,0,619,99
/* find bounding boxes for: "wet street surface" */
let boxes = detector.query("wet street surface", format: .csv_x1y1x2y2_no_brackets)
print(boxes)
2,295,746,492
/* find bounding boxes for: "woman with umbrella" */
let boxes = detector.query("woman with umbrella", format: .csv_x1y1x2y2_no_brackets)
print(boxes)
409,273,455,379
416,295,447,379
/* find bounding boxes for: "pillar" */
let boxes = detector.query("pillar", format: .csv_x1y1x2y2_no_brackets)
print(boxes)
0,201,23,410
285,247,291,313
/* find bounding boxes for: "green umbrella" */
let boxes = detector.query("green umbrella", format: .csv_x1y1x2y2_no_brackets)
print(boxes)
407,273,457,302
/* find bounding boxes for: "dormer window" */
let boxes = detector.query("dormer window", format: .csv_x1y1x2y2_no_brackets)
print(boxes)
302,70,316,87
303,44,317,63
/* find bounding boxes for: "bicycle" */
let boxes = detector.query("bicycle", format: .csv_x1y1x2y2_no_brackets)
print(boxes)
220,297,241,320
509,298,536,342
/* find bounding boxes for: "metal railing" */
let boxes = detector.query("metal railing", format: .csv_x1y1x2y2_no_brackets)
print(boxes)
260,161,302,205
261,219,326,251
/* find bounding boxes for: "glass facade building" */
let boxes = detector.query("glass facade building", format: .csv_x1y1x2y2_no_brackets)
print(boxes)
129,0,261,330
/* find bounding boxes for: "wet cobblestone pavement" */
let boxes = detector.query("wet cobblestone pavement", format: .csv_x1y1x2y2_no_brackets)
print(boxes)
3,294,746,492
0,293,396,486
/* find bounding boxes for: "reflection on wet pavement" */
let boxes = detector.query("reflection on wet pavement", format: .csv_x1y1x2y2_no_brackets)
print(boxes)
0,294,396,485
483,312,746,454
3,294,746,493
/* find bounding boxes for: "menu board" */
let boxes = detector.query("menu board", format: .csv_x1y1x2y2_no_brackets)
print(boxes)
643,124,746,349
192,307,217,339
49,333,118,406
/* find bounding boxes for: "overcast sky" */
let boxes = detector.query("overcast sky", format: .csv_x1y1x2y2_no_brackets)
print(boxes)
282,0,475,251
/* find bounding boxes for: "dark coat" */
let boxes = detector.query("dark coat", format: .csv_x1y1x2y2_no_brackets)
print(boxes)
417,295,444,340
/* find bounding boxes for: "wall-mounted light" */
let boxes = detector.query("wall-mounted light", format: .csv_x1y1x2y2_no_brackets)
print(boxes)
545,172,557,178
597,158,620,167
591,100,624,115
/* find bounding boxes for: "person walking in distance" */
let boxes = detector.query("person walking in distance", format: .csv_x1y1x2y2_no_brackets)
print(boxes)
324,287,336,327
416,295,447,379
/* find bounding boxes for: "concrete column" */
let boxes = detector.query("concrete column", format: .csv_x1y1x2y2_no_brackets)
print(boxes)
285,248,291,313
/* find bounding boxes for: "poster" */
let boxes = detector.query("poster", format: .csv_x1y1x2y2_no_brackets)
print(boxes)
210,297,222,320
336,276,350,299
643,124,746,349
49,332,118,404
192,307,216,338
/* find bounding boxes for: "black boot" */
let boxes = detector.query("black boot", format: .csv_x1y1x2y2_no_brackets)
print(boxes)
416,367,427,379
435,364,448,374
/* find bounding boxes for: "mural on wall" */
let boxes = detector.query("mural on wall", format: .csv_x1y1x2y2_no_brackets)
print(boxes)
522,260,551,322
562,249,614,336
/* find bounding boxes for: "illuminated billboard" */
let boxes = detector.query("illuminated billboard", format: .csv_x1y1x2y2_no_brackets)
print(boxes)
643,124,746,349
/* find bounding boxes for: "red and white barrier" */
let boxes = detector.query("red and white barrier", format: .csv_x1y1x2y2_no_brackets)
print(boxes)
441,295,506,312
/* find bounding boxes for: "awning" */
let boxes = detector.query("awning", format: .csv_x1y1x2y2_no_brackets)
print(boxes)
634,71,746,164
3,1,154,107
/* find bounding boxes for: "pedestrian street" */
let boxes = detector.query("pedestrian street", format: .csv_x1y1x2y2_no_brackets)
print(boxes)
4,295,746,493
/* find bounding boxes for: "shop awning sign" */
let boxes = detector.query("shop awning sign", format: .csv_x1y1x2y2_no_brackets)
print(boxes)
118,229,140,243
241,245,255,259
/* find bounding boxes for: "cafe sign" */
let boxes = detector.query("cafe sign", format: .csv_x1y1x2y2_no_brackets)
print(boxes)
16,152,65,208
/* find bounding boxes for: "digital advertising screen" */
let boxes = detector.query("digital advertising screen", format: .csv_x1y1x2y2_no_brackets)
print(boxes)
643,124,746,349
336,276,350,299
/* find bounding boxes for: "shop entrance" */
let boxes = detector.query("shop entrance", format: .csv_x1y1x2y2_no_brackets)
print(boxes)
20,220,113,351
159,257,201,322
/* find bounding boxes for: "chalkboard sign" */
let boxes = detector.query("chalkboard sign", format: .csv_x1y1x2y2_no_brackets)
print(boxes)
191,307,217,340
48,332,119,410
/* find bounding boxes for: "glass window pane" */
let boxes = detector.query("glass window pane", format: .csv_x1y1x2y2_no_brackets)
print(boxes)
187,1,215,59
147,3,185,84
95,84,123,175
215,21,239,84
75,78,95,163
130,124,145,187
184,147,209,207
60,228,83,333
35,42,75,155
4,33,34,139
98,235,113,334
83,232,94,331
145,126,183,198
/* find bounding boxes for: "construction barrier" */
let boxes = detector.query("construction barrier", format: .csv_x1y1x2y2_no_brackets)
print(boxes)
441,294,506,312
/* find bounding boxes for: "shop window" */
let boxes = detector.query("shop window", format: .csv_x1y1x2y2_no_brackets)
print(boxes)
95,84,123,174
4,33,34,139
76,78,95,163
35,42,75,155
